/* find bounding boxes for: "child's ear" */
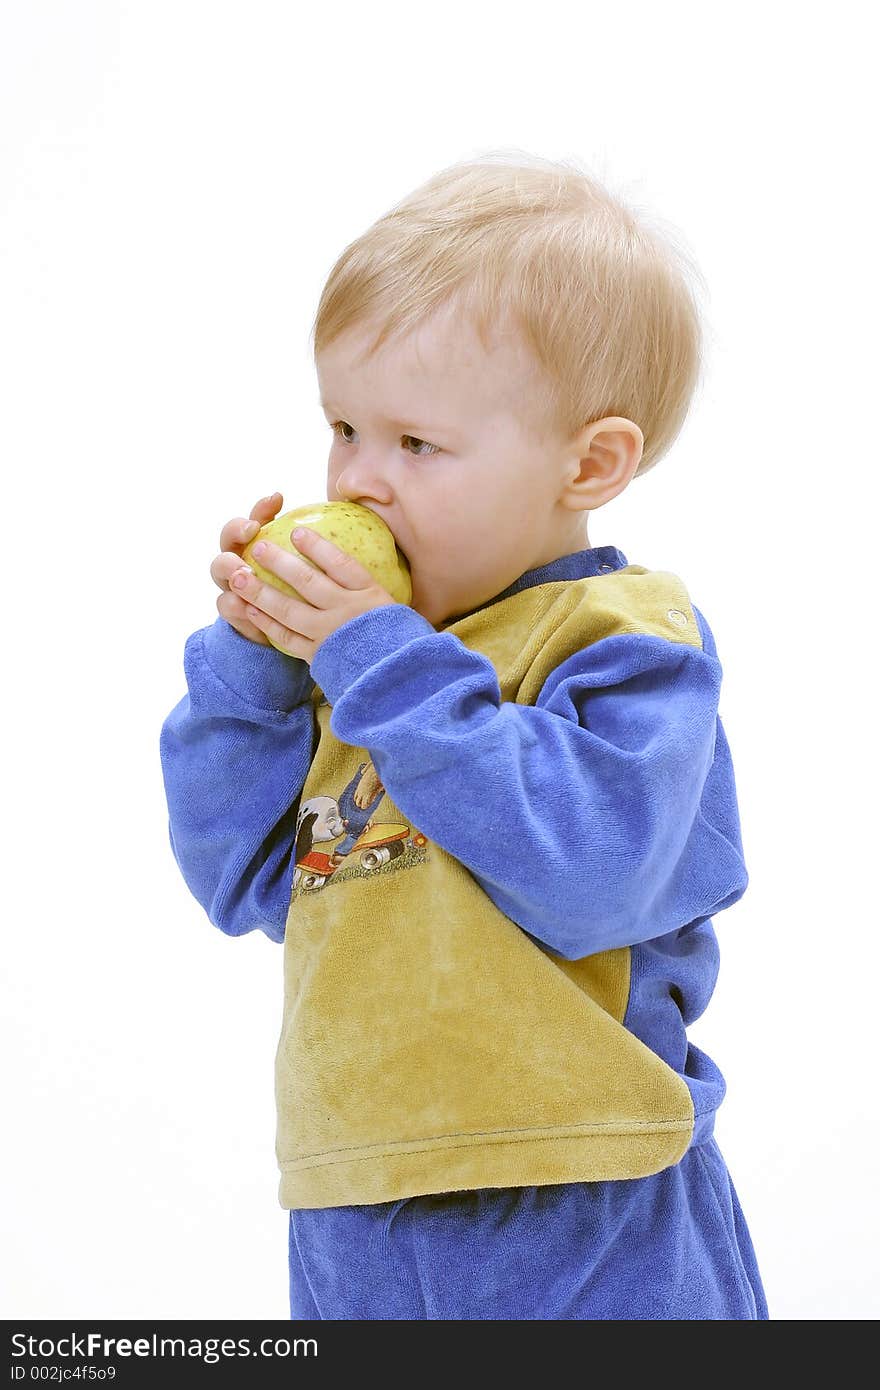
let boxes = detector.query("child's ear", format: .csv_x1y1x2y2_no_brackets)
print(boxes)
562,417,643,507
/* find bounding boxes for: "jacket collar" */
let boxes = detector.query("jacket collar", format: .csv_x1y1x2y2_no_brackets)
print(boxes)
495,544,629,602
440,544,629,628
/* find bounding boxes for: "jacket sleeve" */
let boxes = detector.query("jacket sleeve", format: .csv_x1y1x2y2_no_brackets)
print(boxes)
310,601,748,960
159,617,316,943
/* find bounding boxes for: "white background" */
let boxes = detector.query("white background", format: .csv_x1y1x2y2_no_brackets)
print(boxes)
2,0,877,1321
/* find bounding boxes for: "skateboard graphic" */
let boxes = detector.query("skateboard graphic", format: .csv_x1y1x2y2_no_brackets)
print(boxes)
292,757,429,895
295,821,428,892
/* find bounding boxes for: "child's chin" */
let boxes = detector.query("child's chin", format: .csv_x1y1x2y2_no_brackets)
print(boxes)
409,584,442,627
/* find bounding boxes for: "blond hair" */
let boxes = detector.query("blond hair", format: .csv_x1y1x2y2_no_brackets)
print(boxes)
310,149,708,477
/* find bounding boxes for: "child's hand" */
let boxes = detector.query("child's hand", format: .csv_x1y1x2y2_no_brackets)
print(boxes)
227,524,401,665
211,492,285,646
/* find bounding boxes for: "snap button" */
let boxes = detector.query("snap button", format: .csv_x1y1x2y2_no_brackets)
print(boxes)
599,563,614,572
666,608,688,627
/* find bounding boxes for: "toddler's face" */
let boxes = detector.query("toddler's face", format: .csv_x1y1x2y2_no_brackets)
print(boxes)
316,303,588,628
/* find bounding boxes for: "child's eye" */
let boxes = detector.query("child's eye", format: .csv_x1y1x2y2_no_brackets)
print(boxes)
329,420,440,457
403,435,441,458
330,420,356,445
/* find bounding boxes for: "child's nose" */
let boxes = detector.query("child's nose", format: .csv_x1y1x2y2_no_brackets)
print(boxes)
333,462,395,507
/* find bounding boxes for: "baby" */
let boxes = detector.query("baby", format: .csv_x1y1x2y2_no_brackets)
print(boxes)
160,152,769,1319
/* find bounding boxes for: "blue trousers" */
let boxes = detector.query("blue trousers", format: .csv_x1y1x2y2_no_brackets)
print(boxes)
287,1135,768,1319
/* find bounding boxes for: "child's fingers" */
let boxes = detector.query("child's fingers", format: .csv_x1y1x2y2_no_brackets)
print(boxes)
210,550,255,593
216,587,272,645
218,517,258,555
217,494,283,555
249,490,282,521
210,491,283,642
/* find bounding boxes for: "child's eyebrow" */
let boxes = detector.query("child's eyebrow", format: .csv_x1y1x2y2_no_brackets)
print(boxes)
319,399,459,438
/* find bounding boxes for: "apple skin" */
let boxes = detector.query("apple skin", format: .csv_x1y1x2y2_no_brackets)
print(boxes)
241,501,412,609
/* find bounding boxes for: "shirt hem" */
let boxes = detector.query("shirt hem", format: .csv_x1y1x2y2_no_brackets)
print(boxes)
277,1120,695,1209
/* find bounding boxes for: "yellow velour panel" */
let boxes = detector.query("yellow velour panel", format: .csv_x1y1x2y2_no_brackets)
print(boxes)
275,569,700,1208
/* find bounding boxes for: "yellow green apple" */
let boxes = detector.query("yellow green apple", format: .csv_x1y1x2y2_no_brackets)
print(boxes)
241,501,412,610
